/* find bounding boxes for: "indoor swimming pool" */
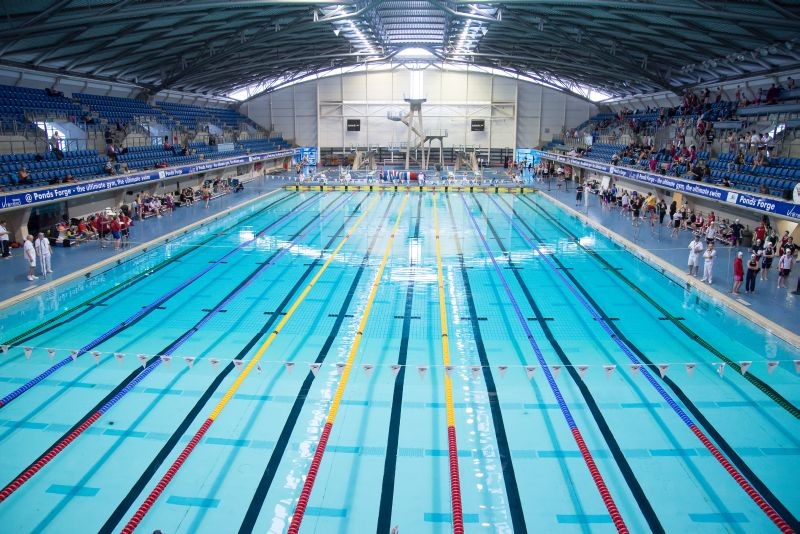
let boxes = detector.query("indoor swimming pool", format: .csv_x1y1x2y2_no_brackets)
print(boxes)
0,189,797,533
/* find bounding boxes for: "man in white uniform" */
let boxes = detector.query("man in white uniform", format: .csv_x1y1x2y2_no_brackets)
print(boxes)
701,242,716,283
0,220,10,258
34,232,52,276
688,235,703,276
23,235,37,281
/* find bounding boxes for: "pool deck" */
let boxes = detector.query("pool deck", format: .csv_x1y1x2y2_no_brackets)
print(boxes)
538,184,799,338
0,175,287,304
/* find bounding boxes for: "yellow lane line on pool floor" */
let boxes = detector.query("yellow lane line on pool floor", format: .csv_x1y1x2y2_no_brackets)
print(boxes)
122,192,383,533
287,193,409,534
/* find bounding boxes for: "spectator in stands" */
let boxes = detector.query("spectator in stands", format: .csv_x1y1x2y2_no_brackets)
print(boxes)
104,161,116,175
17,166,30,184
49,132,64,160
0,220,10,258
163,136,178,155
754,149,768,168
64,173,76,183
728,150,744,172
749,131,760,153
787,77,795,90
765,84,780,105
23,235,37,281
726,132,736,154
107,142,117,161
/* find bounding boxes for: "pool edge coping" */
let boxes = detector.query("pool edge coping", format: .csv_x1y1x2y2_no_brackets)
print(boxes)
538,191,800,350
0,188,281,312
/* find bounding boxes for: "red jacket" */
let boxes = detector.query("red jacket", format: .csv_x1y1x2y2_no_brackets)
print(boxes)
734,258,744,277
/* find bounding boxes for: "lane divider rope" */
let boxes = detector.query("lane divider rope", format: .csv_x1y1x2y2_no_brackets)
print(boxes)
487,193,795,534
236,193,399,533
0,193,351,504
459,193,629,533
286,193,409,534
119,193,384,533
0,191,295,353
433,193,465,533
0,192,322,409
516,194,800,420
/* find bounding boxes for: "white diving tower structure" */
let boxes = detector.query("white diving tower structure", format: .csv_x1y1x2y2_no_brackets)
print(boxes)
387,97,447,170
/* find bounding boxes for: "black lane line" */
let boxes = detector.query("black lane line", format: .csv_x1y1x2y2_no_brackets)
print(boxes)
517,194,800,420
375,193,422,533
444,195,528,533
237,193,399,533
504,195,799,530
472,194,663,533
0,193,325,427
99,193,381,534
2,191,297,349
3,193,344,496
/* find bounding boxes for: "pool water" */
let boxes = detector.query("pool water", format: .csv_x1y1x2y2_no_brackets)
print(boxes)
0,190,797,533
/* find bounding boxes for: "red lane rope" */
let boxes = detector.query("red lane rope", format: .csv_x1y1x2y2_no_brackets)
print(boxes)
448,426,465,534
690,425,794,533
0,411,102,502
287,422,333,534
121,418,213,534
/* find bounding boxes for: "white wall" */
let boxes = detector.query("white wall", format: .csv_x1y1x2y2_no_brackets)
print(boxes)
241,66,598,149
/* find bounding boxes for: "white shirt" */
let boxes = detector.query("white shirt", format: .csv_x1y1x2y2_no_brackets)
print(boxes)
23,239,35,261
750,133,760,144
35,237,51,256
689,240,703,260
779,254,794,270
0,224,8,242
703,249,716,263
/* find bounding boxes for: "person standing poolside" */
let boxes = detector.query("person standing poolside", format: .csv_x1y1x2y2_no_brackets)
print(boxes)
761,242,775,281
657,199,668,225
0,220,10,258
34,232,52,276
777,250,794,289
732,251,744,295
687,234,703,277
745,253,759,293
23,235,37,282
701,242,716,283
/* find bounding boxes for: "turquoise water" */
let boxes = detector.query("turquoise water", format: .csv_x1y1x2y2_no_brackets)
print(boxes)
0,190,797,533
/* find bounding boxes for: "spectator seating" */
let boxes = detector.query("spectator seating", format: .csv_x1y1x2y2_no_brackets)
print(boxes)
74,93,173,126
0,150,107,189
156,101,253,130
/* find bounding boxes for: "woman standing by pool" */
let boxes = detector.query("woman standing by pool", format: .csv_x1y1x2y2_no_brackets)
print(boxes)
732,251,744,295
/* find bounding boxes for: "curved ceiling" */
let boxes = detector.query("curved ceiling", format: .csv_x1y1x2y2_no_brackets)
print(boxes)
0,1,798,99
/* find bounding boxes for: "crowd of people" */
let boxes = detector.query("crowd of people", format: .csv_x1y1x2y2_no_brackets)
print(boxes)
585,181,799,296
0,178,235,283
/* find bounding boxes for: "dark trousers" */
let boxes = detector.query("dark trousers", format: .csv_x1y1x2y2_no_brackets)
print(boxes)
0,240,8,257
745,270,757,292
